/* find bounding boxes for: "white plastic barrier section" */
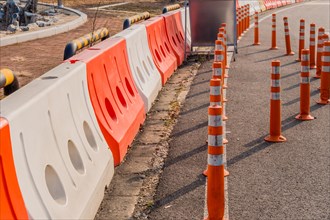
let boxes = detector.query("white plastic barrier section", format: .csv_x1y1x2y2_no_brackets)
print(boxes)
114,25,162,112
180,7,192,48
0,62,114,219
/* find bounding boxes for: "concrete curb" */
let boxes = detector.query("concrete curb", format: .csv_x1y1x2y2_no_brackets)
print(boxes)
0,4,87,47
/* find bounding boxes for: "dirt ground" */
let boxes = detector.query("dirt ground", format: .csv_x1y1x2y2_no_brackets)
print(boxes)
0,0,181,99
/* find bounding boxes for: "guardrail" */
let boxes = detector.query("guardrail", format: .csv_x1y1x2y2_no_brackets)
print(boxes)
0,68,19,96
162,4,181,14
123,12,150,29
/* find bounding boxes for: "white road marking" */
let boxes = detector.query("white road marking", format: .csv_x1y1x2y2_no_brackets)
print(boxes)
88,2,129,10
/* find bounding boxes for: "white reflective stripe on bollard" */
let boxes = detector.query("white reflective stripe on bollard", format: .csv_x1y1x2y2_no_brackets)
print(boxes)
272,80,280,87
301,66,310,73
301,77,310,84
322,66,330,72
208,115,222,127
210,86,221,96
207,154,224,166
271,92,281,100
208,135,223,147
272,66,280,74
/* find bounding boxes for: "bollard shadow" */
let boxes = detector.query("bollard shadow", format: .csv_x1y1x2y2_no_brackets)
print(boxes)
164,144,207,168
282,71,300,79
170,121,208,138
198,70,212,75
283,89,319,106
284,82,300,91
181,103,209,116
256,54,287,63
186,89,209,100
151,174,206,210
191,78,210,86
247,49,271,55
281,61,297,67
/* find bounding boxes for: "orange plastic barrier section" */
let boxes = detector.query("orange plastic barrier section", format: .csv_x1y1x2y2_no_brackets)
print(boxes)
162,11,189,66
69,38,145,166
0,118,28,220
143,16,177,85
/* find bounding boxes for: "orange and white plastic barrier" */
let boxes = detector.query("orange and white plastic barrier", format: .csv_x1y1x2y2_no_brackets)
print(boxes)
317,41,330,105
205,105,225,220
315,27,325,78
70,38,146,166
162,11,189,66
296,49,315,120
142,16,177,85
0,118,28,220
270,14,278,50
180,7,192,48
296,19,305,61
114,25,162,112
265,61,287,142
253,12,260,45
283,17,295,55
0,62,114,219
309,23,317,69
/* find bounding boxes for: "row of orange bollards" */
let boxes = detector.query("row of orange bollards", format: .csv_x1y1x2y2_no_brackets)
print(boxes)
204,23,232,220
265,42,330,142
237,4,250,40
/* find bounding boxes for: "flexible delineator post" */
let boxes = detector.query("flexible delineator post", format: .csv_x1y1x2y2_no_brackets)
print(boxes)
253,12,260,45
296,49,315,120
315,27,325,78
270,14,278,50
265,61,287,143
205,105,225,220
296,19,305,61
317,40,330,105
283,17,295,55
309,23,317,69
0,68,19,96
123,12,150,29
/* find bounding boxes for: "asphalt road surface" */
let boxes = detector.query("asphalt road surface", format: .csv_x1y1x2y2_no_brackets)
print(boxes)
148,0,329,219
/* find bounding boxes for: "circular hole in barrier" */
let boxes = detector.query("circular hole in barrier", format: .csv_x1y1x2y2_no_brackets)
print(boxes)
105,98,117,122
155,49,162,62
179,32,184,41
68,140,85,175
83,121,98,152
45,165,67,205
125,77,135,97
137,66,145,83
147,56,154,70
172,36,177,47
142,61,150,76
116,87,127,108
164,42,170,53
160,45,166,57
176,33,181,43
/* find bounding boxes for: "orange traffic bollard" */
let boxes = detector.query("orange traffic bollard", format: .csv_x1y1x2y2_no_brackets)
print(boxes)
296,19,305,61
247,4,250,29
214,48,228,88
204,105,225,220
270,14,278,50
317,41,330,105
309,23,317,69
244,5,248,33
296,49,315,120
283,17,295,55
315,27,325,78
219,27,229,69
253,12,260,45
209,76,229,145
212,62,228,121
265,61,287,142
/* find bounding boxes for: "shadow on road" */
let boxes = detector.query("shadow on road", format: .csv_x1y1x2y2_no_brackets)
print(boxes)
181,103,209,116
171,121,208,138
283,89,319,106
256,54,287,63
186,89,209,100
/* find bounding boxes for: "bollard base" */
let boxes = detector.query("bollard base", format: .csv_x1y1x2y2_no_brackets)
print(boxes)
264,135,287,142
253,42,261,45
316,100,330,105
224,74,229,78
222,115,228,121
295,58,301,62
286,51,295,56
203,169,229,177
313,75,321,79
310,65,317,69
204,216,227,220
223,138,228,144
270,47,278,50
295,114,315,120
